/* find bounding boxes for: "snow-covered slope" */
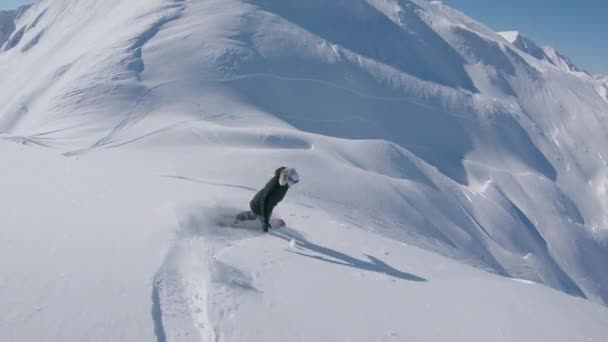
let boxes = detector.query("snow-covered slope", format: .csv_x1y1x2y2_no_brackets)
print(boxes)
499,30,584,74
2,139,608,341
595,75,608,103
541,46,584,74
1,0,608,341
499,31,546,60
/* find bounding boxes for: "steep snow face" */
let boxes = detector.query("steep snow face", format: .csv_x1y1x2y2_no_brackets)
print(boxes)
499,30,546,60
498,30,583,73
541,46,583,73
1,0,608,337
595,76,608,103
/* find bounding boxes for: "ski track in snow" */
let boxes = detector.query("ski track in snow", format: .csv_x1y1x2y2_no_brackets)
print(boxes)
156,174,258,193
151,280,167,342
55,68,510,158
107,71,503,146
149,199,318,342
51,62,516,155
152,205,272,342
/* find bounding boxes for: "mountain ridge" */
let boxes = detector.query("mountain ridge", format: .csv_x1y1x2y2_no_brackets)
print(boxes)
498,30,585,74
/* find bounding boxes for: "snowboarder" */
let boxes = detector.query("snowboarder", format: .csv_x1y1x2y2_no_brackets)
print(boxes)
236,166,300,232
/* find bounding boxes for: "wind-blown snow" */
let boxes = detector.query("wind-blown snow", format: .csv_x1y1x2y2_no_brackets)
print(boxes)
1,0,608,341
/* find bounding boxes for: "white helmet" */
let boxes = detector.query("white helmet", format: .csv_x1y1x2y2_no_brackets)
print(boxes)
279,167,300,187
287,168,300,187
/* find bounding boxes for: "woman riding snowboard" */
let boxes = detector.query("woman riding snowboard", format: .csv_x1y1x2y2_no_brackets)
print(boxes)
236,166,300,232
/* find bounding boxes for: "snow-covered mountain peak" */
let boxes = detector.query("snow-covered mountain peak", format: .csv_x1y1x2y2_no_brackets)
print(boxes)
498,30,584,73
499,30,548,60
499,30,525,46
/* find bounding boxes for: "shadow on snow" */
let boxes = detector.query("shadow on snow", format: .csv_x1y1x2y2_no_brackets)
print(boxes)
273,229,427,283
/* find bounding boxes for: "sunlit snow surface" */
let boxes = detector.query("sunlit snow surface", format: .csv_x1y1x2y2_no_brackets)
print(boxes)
1,0,608,341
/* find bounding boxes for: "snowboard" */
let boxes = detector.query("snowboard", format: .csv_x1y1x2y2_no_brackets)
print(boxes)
217,215,286,230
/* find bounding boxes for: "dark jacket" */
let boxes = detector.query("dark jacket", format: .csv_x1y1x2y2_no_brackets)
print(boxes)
250,167,289,225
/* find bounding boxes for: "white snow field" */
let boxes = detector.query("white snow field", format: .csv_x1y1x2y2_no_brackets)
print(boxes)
1,0,608,341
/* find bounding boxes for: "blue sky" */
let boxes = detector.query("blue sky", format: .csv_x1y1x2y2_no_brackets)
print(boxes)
441,0,607,74
0,0,31,11
2,0,606,74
